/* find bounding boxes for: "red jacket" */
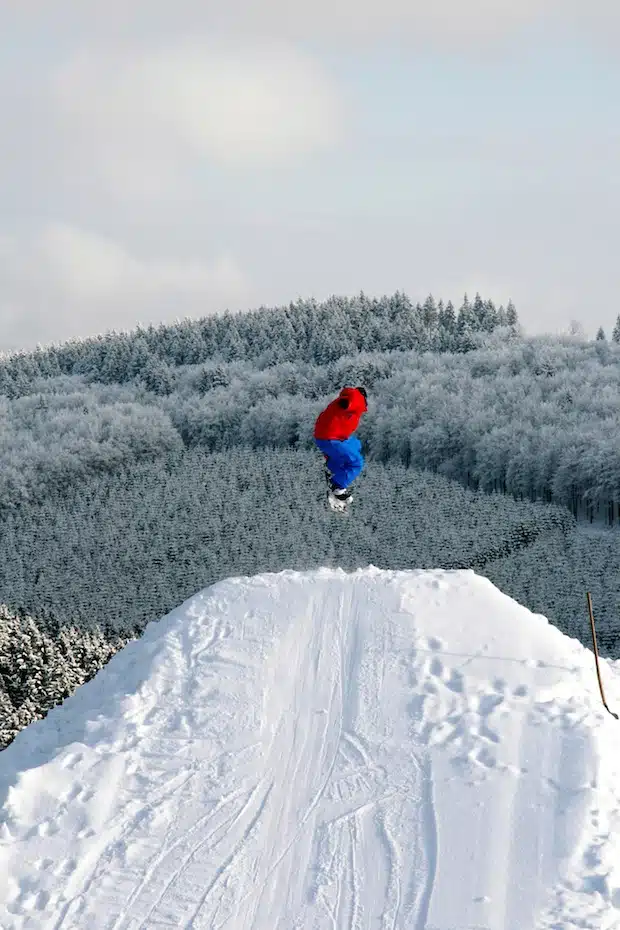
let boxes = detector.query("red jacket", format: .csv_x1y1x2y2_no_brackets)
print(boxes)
314,387,368,441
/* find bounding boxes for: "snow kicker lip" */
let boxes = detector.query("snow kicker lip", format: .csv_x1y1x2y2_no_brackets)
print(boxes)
0,568,618,930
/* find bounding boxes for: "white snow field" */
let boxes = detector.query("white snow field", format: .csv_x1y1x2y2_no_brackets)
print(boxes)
1,567,620,930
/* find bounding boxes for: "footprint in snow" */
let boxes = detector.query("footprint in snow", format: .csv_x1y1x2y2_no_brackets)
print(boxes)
477,692,504,717
31,819,60,839
34,857,54,872
6,883,50,915
54,857,78,878
429,657,443,678
61,750,84,770
63,782,93,803
428,656,464,693
445,670,465,693
474,746,497,769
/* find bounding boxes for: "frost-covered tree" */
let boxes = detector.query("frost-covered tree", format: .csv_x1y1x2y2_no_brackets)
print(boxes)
506,300,519,333
0,603,129,749
455,295,480,351
197,363,231,394
422,295,439,331
438,300,457,334
472,293,488,331
457,294,473,331
0,290,514,394
220,315,247,363
568,320,585,339
139,356,174,395
4,331,620,525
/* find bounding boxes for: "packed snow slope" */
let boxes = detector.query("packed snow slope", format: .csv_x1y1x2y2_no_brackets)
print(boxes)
1,568,620,930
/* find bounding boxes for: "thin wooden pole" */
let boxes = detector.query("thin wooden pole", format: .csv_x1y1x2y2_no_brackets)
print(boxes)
586,593,618,720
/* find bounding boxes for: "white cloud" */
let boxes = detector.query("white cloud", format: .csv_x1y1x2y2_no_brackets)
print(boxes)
41,224,245,301
2,3,618,352
0,224,250,350
51,39,345,198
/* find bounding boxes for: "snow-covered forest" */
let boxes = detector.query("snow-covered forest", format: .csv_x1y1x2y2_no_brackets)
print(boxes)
0,293,619,523
1,291,619,750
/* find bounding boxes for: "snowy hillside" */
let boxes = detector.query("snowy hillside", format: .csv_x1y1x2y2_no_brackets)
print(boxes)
1,567,619,930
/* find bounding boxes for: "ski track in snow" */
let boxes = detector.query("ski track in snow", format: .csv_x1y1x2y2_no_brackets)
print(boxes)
1,567,619,930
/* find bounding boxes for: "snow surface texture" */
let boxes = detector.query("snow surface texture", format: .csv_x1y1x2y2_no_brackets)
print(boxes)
1,567,620,930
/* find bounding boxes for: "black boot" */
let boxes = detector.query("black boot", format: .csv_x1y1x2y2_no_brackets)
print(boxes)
331,485,353,503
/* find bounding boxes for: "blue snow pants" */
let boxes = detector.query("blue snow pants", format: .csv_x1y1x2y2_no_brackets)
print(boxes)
315,436,364,490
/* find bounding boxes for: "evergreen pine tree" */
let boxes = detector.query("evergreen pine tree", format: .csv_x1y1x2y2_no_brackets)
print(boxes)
422,294,439,330
496,305,508,327
140,357,174,395
596,327,606,341
506,300,519,333
438,300,457,333
483,299,499,331
612,315,620,343
456,295,477,349
456,293,478,330
472,293,487,331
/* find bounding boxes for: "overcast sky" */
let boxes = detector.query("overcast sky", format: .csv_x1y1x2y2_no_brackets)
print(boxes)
1,2,619,352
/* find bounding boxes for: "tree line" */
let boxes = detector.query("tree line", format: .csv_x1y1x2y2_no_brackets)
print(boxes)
0,291,518,397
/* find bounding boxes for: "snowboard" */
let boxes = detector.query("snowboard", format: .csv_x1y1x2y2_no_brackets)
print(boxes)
327,491,351,514
323,462,352,514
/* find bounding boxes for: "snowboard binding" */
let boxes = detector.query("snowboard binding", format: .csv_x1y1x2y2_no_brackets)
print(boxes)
327,490,351,513
324,462,352,513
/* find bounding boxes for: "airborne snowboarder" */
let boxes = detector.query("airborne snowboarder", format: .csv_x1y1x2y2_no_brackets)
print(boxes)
314,386,368,512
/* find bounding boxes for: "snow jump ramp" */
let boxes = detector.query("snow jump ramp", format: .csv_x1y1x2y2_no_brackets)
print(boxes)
1,566,619,930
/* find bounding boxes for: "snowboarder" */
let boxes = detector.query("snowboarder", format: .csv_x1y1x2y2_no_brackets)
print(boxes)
314,386,368,512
